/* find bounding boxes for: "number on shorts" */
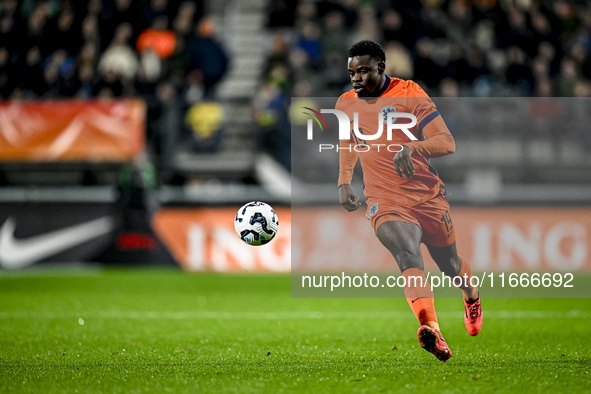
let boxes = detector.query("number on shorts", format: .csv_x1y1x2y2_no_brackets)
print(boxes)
441,210,454,234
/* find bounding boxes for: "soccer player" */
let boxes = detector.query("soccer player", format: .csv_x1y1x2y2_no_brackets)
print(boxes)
337,40,483,362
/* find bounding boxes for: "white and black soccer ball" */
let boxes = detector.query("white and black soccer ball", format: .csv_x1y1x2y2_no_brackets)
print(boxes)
234,201,279,246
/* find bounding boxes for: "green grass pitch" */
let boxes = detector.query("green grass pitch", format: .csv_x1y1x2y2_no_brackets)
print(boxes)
1,269,590,392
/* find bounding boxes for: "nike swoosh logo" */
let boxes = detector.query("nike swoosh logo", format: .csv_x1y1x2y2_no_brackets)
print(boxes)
0,216,115,269
411,297,426,304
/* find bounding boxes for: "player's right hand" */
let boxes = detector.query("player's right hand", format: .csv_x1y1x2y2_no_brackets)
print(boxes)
393,145,415,179
339,184,361,212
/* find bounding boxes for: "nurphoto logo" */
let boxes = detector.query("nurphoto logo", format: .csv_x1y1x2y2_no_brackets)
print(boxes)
302,107,418,153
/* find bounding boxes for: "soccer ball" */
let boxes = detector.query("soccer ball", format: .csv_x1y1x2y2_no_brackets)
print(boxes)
234,201,279,246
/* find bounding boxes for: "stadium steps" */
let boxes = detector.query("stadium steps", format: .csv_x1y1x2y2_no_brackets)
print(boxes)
216,0,268,100
221,100,262,150
170,0,268,181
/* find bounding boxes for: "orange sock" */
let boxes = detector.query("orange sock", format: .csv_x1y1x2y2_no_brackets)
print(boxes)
457,255,478,299
402,268,438,329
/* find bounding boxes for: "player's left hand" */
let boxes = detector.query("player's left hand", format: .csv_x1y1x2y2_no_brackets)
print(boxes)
339,184,361,212
393,145,415,179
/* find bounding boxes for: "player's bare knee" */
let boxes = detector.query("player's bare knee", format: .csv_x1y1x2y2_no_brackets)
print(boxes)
441,256,461,277
394,249,424,272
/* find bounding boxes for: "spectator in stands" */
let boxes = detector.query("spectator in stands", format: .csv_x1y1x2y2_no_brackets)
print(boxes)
23,4,50,57
173,2,198,41
349,6,383,49
534,78,554,97
287,47,311,89
252,80,290,169
465,49,490,93
552,1,581,36
0,14,18,55
505,46,534,94
413,37,445,90
136,48,162,97
264,31,292,82
295,1,317,25
135,15,176,96
76,62,96,98
0,0,17,18
185,100,224,153
320,51,349,96
557,57,579,97
383,41,413,81
381,9,413,49
100,0,143,48
445,42,470,85
318,0,358,30
0,47,11,98
186,17,229,98
86,0,103,18
56,56,81,97
574,80,591,97
532,56,552,95
141,0,174,30
97,23,139,96
164,2,198,87
18,46,45,98
570,43,591,81
46,8,81,56
296,20,323,70
321,11,347,60
439,78,460,97
79,41,98,71
137,16,176,59
41,62,60,98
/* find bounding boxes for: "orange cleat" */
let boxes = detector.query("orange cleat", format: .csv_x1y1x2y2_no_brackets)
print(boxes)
464,298,483,336
417,325,452,362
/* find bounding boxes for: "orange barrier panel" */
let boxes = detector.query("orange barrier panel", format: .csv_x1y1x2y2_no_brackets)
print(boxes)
452,207,590,272
153,206,591,273
0,100,145,161
152,208,292,272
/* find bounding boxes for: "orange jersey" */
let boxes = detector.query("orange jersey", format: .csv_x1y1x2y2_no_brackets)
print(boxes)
337,76,454,206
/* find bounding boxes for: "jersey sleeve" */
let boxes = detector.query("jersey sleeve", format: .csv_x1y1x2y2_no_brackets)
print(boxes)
404,120,455,158
406,81,439,130
336,96,358,186
403,81,455,158
338,140,358,186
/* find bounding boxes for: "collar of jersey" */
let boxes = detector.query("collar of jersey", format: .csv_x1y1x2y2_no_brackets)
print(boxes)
359,75,390,100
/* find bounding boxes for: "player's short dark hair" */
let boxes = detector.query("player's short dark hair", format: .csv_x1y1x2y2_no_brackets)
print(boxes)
348,40,386,63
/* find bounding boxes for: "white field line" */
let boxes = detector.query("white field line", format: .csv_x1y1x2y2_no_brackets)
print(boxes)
0,310,589,320
0,268,104,277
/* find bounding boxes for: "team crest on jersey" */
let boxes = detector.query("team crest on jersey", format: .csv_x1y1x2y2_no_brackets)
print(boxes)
369,203,379,216
381,106,397,123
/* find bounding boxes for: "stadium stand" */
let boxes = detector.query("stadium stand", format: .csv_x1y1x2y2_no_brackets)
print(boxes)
1,0,590,204
260,0,591,203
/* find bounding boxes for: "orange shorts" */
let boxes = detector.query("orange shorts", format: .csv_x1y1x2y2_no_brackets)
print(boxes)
366,193,456,247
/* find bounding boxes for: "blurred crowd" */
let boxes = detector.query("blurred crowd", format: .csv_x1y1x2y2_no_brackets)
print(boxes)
0,0,229,166
0,0,234,100
2,0,591,176
253,0,591,169
260,0,591,98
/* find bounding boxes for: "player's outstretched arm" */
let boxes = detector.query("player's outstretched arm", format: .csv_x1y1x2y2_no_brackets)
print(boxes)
338,138,360,210
338,184,361,212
